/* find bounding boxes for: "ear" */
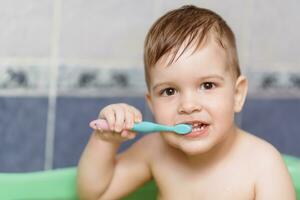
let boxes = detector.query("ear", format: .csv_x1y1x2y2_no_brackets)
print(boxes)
145,92,154,114
234,75,248,113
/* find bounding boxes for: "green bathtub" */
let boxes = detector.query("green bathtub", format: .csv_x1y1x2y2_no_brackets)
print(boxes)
0,155,299,200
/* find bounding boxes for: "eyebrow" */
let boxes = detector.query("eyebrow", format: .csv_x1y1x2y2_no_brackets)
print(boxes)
200,75,225,81
152,82,174,91
151,74,225,91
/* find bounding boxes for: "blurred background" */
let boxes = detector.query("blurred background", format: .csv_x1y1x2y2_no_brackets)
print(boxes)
0,0,299,172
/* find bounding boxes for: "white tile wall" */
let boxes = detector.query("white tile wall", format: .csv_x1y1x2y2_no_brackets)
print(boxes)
0,0,53,57
60,0,153,61
0,0,299,97
248,0,300,69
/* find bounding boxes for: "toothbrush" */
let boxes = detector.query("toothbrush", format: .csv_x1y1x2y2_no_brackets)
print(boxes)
89,119,192,135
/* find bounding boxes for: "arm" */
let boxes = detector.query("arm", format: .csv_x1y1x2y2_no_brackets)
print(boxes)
77,104,152,200
77,132,119,200
77,132,152,200
255,145,296,200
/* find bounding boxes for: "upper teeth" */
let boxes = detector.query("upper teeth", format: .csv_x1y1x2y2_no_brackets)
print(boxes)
192,122,206,131
192,123,202,127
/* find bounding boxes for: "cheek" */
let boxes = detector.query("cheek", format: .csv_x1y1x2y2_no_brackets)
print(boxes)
208,91,235,121
161,133,179,147
152,101,174,124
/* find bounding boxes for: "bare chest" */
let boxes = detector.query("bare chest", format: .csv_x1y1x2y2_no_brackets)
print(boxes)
152,160,255,200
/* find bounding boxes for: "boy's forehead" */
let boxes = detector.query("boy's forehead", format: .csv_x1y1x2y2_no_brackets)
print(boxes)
153,39,228,71
147,40,233,87
155,37,205,69
154,35,227,67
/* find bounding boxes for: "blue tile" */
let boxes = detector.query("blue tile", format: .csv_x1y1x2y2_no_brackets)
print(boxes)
241,98,300,157
53,97,148,168
0,97,48,172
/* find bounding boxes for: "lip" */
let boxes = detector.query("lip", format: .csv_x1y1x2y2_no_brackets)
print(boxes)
177,120,208,125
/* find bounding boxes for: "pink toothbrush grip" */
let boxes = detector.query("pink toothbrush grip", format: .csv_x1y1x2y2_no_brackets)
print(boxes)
89,119,110,131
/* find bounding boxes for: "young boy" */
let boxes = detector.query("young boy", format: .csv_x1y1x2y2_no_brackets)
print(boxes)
77,5,295,200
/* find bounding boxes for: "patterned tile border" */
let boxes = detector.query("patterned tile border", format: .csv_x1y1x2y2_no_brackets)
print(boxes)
0,65,50,96
0,64,300,98
246,69,300,98
57,64,147,96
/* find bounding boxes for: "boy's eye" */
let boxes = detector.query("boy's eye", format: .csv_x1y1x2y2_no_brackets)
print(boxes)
161,88,176,96
201,82,215,90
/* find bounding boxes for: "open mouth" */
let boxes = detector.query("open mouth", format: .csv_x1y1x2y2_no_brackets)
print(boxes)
182,121,209,138
191,122,208,132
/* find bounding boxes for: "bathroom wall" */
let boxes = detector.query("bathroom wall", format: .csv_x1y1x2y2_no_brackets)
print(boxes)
0,0,299,172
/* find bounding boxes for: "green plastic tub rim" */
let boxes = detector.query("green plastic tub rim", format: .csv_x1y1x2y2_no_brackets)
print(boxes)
0,154,299,200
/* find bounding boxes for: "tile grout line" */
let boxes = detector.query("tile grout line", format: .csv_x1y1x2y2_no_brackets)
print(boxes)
44,0,61,170
235,0,252,130
240,0,253,73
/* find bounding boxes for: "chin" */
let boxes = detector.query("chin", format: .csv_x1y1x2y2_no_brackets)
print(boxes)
178,142,215,156
162,133,216,155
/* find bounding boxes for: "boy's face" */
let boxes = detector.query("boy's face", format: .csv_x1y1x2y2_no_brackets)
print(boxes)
146,40,247,156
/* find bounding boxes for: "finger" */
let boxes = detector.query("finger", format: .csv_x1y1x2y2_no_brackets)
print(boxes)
124,108,135,130
102,108,116,131
126,130,137,139
121,130,136,140
113,106,126,132
129,106,142,122
99,104,113,118
121,130,129,137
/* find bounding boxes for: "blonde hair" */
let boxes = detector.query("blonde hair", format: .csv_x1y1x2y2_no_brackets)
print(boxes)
144,5,241,89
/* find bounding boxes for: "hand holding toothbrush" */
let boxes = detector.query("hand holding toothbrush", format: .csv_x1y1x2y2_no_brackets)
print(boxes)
90,103,192,142
90,103,143,142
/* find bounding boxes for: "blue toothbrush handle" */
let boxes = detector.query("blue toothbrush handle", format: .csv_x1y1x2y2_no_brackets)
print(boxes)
131,121,172,133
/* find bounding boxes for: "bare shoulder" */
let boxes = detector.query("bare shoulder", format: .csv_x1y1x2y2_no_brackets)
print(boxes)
237,130,284,165
236,130,287,173
237,130,296,199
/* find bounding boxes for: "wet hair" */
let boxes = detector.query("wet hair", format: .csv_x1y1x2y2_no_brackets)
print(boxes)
144,5,241,89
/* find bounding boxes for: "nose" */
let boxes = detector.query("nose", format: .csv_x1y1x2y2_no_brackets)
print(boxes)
178,93,202,114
